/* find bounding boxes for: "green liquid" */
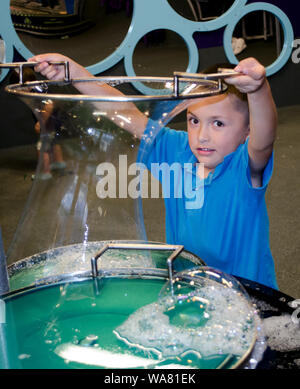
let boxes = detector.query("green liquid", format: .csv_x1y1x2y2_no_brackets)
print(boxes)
8,246,201,292
3,278,241,369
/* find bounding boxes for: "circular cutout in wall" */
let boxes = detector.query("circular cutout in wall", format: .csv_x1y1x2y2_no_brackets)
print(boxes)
132,29,189,81
10,0,133,67
232,10,284,68
167,0,235,22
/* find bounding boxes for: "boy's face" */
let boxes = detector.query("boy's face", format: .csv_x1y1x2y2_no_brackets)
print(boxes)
187,93,249,177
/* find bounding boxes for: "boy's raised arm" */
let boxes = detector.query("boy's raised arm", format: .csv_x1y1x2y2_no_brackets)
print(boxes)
28,53,148,138
225,58,277,186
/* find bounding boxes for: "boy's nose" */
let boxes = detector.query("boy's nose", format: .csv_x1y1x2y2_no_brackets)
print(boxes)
198,125,210,143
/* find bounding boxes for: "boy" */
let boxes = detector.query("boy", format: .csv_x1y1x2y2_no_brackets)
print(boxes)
29,54,278,289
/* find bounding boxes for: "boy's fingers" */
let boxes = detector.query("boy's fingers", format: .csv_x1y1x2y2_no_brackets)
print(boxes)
33,62,58,75
29,55,49,64
235,62,265,81
47,69,60,80
245,67,265,81
224,74,252,86
30,61,50,73
28,53,65,67
224,74,263,93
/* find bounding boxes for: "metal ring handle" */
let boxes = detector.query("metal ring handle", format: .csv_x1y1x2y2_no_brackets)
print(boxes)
6,74,227,101
0,60,70,83
172,69,240,97
90,242,184,293
174,69,240,80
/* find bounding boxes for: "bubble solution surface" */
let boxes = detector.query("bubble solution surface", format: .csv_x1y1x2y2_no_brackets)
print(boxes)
115,268,258,367
3,268,263,369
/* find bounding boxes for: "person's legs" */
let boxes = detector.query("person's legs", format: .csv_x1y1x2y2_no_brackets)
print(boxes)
50,144,66,170
32,149,52,180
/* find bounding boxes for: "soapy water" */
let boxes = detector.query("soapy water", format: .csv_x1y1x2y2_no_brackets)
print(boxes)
262,314,300,352
9,270,268,369
8,250,272,368
9,241,203,291
49,282,266,368
114,280,258,362
9,242,157,290
45,243,156,272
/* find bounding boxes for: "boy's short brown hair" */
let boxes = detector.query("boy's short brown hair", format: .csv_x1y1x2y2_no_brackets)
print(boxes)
201,63,249,124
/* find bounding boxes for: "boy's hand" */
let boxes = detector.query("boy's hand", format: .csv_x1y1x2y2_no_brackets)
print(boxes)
224,57,266,94
28,53,91,80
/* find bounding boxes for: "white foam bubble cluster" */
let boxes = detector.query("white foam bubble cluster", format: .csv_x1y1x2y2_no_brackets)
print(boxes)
114,283,257,360
10,242,157,290
47,243,155,275
262,314,300,352
38,243,155,279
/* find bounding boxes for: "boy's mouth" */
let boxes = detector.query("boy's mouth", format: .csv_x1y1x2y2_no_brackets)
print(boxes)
196,147,215,155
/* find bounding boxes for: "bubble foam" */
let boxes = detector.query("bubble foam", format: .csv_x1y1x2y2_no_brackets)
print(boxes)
262,314,300,352
114,282,257,361
9,242,156,290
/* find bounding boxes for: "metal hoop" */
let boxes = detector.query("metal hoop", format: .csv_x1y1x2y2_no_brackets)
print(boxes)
0,1,294,90
3,62,232,101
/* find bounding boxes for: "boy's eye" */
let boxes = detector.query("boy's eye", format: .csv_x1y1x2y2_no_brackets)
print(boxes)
213,120,224,128
188,116,199,125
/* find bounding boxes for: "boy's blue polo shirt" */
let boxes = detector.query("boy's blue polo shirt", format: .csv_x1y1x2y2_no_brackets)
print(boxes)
143,123,278,290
